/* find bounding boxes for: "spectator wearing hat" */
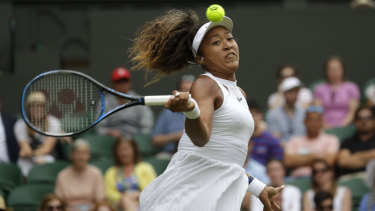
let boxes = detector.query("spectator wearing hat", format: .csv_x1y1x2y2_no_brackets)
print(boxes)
284,106,340,178
266,77,306,143
267,64,313,110
151,75,195,158
15,91,61,176
96,67,153,139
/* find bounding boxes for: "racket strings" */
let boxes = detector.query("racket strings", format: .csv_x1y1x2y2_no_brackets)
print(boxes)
24,73,102,135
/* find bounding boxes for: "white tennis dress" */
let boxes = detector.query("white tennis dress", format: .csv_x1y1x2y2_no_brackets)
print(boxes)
140,72,254,211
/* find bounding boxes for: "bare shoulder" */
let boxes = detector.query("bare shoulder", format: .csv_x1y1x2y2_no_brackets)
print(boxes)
190,75,221,97
238,86,247,99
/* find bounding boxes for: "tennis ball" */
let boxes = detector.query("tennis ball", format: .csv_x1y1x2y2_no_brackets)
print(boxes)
206,4,225,22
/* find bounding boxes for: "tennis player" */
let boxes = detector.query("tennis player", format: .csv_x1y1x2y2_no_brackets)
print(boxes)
130,10,283,211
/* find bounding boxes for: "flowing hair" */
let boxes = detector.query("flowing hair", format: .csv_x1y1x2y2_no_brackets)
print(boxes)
129,10,201,84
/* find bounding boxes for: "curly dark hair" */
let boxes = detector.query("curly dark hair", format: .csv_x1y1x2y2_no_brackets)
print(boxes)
130,9,201,84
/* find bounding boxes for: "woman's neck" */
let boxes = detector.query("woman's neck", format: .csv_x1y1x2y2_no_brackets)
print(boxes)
319,181,332,192
208,70,236,82
72,165,86,173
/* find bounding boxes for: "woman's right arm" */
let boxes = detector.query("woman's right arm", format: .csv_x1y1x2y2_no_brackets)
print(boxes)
165,76,221,147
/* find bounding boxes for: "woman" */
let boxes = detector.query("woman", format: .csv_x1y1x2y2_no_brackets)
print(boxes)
313,55,360,129
55,139,105,211
39,194,66,211
130,10,283,211
303,159,352,211
359,159,375,211
15,91,60,176
104,138,156,210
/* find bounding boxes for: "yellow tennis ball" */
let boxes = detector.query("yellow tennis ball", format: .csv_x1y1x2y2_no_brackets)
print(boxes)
206,4,225,22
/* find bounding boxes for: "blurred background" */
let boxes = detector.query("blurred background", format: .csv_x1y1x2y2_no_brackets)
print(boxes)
0,0,374,115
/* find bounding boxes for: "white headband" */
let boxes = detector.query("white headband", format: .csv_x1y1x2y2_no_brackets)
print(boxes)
191,16,233,59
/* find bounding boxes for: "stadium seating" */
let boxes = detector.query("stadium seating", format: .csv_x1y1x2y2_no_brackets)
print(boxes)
324,124,356,142
27,161,70,185
8,184,54,211
0,163,23,193
285,177,312,194
338,176,369,211
144,157,170,176
90,157,113,174
72,133,117,160
133,133,158,158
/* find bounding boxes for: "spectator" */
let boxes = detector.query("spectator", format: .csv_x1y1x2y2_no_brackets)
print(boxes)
15,91,60,176
39,194,66,211
314,55,360,129
284,106,340,178
303,159,352,211
104,137,156,210
151,75,195,158
359,159,375,211
266,77,306,143
250,159,301,211
247,100,283,166
364,80,375,109
314,191,334,211
96,67,153,139
92,201,115,211
337,105,375,177
268,64,313,110
55,139,105,210
0,97,19,163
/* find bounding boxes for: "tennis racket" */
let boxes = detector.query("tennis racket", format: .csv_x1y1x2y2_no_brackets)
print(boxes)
21,70,186,137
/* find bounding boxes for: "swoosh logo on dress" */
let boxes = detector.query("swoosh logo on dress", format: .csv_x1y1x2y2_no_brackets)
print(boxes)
237,97,242,102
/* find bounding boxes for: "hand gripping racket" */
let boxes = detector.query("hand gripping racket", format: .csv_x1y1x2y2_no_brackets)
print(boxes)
21,70,185,137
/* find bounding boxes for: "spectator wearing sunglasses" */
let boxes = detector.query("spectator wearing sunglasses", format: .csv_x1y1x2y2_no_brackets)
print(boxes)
314,191,334,211
337,106,375,177
303,159,352,211
39,194,66,211
284,106,340,178
313,55,360,129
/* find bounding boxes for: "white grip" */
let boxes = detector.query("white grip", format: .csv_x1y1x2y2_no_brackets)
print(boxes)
144,95,173,106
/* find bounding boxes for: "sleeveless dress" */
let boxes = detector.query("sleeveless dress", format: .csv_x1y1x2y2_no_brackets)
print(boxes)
139,72,254,211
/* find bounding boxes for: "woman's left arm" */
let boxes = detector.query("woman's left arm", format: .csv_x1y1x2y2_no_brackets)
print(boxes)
341,188,353,211
33,137,57,156
340,98,359,127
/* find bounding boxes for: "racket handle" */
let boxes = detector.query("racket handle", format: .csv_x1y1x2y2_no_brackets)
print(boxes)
144,94,192,106
144,95,173,106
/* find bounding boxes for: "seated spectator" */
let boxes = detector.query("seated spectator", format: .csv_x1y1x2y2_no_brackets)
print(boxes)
314,191,334,211
337,105,375,177
364,79,375,109
92,201,115,211
268,64,313,110
15,91,60,176
266,77,306,143
247,100,283,166
250,159,301,211
55,139,105,211
39,194,66,211
152,75,195,158
96,67,153,139
0,97,19,163
104,137,156,210
303,159,352,211
314,55,360,129
284,106,340,178
359,159,375,211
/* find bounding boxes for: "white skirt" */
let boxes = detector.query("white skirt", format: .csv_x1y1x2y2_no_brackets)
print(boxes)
140,151,248,211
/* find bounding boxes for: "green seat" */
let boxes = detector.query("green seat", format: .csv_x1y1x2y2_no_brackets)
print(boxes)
133,133,157,158
324,124,356,142
90,158,113,174
144,157,170,176
27,161,70,185
309,78,325,92
8,184,54,211
0,163,23,192
74,133,117,160
338,177,369,210
286,177,311,194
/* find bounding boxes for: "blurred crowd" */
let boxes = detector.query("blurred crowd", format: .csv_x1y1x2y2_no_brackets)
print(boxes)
0,54,374,211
